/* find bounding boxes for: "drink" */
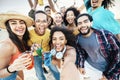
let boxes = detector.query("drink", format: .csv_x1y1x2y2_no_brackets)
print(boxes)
36,48,43,57
24,51,34,70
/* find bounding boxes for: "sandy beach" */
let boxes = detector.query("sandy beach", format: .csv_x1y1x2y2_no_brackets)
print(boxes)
24,67,55,80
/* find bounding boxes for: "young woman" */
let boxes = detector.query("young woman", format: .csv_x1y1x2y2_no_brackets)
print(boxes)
63,7,80,35
49,27,80,80
51,12,65,29
0,12,33,80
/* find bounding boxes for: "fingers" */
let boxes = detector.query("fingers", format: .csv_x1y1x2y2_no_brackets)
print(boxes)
11,54,32,71
79,68,85,75
31,43,41,51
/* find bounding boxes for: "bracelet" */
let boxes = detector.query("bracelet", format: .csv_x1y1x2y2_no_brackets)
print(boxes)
6,66,16,73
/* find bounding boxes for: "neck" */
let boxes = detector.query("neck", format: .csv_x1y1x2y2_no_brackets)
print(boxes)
17,36,23,40
68,23,75,27
35,28,45,36
56,24,62,27
92,6,101,11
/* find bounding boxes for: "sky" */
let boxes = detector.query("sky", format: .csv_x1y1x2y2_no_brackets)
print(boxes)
0,0,120,19
0,0,82,14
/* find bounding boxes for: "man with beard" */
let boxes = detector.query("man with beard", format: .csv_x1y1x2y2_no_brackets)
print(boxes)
76,13,120,80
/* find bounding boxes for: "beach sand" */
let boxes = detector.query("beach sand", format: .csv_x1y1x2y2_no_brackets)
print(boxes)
24,67,55,80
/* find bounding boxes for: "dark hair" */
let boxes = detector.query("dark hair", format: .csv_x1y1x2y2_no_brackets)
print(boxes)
49,27,76,48
86,0,115,9
76,13,93,25
33,10,48,21
44,5,51,11
63,7,80,26
48,15,54,29
5,21,30,52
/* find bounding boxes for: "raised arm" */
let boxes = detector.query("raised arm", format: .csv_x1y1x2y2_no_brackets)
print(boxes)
48,0,56,13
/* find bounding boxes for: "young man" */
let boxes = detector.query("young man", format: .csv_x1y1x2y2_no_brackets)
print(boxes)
44,5,52,16
76,13,120,80
28,10,59,80
83,0,120,41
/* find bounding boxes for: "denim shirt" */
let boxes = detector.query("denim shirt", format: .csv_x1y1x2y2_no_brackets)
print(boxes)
76,28,120,80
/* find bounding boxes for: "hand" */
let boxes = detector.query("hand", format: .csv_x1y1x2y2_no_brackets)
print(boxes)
31,43,41,51
78,68,85,75
9,54,32,71
100,75,107,80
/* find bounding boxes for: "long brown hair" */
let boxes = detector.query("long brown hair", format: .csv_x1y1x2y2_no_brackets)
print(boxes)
5,20,30,52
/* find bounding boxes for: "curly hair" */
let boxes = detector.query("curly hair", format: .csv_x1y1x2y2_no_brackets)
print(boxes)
86,0,115,9
49,27,76,48
63,7,80,26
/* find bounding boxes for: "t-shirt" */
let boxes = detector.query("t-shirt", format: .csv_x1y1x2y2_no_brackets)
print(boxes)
78,32,107,71
28,29,50,56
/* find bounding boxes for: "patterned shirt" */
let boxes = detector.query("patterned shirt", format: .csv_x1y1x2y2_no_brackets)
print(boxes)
76,28,120,79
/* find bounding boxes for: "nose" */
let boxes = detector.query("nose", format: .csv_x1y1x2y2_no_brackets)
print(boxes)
17,23,23,28
81,22,86,27
55,39,61,44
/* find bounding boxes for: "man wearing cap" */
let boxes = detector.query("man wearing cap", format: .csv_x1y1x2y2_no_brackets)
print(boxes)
0,11,34,80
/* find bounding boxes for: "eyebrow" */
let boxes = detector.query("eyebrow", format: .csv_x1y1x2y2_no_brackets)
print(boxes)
9,19,24,22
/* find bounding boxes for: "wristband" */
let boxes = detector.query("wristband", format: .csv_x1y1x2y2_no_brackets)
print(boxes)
6,66,16,73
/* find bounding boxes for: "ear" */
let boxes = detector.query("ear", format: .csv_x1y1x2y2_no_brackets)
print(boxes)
90,21,93,27
65,40,67,44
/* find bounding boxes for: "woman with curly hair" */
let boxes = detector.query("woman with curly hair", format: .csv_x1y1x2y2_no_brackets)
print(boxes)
83,0,120,41
63,7,80,35
49,27,80,80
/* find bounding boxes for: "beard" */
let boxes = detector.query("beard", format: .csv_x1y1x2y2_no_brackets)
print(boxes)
79,28,90,35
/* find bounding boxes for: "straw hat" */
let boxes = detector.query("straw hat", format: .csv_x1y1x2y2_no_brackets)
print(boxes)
0,11,34,29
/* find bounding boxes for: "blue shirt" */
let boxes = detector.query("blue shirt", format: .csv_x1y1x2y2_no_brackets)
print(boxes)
84,0,120,35
78,32,107,71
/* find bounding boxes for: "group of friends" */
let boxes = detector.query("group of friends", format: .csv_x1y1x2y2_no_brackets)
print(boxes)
0,0,120,80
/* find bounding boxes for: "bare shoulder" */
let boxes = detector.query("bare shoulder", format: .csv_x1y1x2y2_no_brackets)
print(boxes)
0,39,16,69
66,46,76,53
0,38,15,56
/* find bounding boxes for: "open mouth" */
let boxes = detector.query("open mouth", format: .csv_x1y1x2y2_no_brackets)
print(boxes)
92,0,98,4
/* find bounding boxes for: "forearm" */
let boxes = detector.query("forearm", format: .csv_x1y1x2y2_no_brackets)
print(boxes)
77,4,85,12
48,0,56,12
0,67,14,78
17,71,24,80
32,0,38,10
28,0,33,8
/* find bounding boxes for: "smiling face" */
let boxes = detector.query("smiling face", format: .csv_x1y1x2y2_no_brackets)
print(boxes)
35,13,48,35
66,10,75,24
45,7,51,16
77,16,92,36
8,19,26,38
52,31,67,52
53,13,63,26
91,0,104,9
